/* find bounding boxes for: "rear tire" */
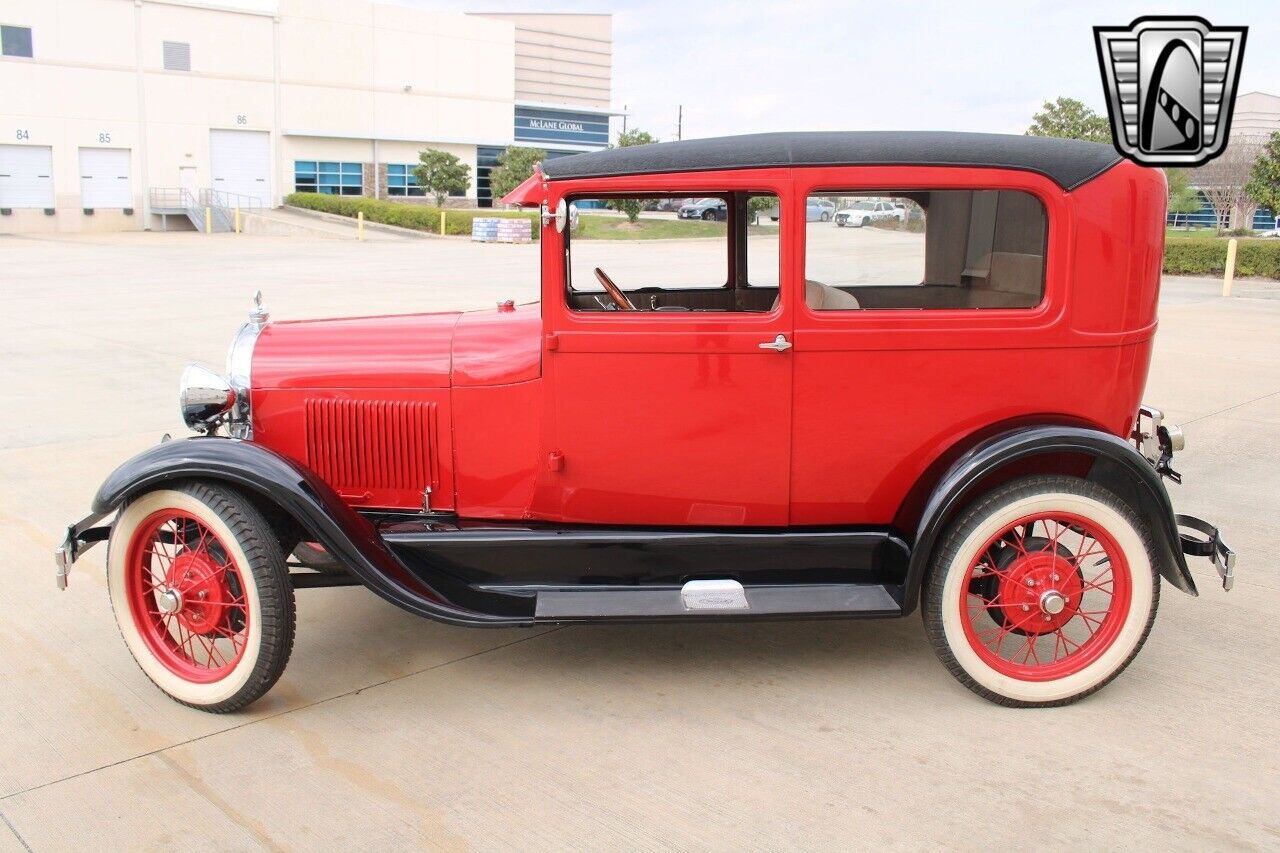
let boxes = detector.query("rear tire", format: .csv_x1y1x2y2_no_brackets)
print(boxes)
922,475,1159,707
107,482,295,713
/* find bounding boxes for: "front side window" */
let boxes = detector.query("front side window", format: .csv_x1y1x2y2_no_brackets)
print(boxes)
295,161,362,195
1,25,33,57
565,193,779,312
386,164,425,196
807,189,1046,310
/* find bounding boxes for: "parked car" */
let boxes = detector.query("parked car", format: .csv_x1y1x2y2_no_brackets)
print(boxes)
655,197,693,213
835,199,905,227
677,197,728,220
806,199,836,222
57,131,1236,713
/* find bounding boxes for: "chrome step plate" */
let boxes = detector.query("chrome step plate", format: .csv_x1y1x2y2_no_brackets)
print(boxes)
681,579,749,611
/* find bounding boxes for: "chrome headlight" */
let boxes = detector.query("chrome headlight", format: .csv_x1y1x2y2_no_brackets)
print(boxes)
179,364,235,432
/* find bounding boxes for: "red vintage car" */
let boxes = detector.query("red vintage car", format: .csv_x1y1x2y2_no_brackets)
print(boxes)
57,132,1236,712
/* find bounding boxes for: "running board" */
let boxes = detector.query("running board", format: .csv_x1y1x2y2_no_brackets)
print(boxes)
509,581,903,620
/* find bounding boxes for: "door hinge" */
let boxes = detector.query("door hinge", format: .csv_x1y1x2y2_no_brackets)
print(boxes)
545,332,559,351
547,450,565,472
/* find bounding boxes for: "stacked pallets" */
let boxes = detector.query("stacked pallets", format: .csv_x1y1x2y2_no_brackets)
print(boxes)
471,217,532,244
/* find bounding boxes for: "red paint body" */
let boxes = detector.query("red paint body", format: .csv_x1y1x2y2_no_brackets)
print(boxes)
250,161,1166,529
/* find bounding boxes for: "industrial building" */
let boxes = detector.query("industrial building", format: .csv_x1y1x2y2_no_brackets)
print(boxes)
0,0,617,233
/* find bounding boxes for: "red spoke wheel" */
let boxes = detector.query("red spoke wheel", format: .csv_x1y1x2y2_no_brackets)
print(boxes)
923,476,1159,707
107,483,295,713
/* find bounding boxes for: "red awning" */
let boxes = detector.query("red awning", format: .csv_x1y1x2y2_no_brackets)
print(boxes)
499,166,545,208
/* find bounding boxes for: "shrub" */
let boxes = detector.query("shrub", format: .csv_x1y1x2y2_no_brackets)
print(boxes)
286,193,539,240
1163,237,1280,279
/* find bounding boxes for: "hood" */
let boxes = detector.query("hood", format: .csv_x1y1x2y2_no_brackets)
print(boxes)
253,312,460,390
252,303,542,391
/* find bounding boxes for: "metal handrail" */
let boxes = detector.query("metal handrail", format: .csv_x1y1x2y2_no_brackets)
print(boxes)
150,187,264,233
199,188,263,212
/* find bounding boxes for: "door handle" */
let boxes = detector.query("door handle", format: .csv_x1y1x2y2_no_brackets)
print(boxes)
759,334,792,352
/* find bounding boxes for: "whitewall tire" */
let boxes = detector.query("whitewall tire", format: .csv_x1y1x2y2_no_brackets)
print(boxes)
922,475,1159,707
106,482,295,712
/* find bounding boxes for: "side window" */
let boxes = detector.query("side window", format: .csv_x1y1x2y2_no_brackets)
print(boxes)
565,193,780,312
808,190,1047,310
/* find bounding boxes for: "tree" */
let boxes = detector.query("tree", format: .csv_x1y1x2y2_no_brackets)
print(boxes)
488,146,546,204
1193,135,1266,233
1166,168,1202,229
608,128,657,222
1245,131,1280,229
413,149,471,208
1026,97,1112,144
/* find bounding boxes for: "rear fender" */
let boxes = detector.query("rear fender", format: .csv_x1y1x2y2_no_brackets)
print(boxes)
901,426,1196,615
92,437,529,626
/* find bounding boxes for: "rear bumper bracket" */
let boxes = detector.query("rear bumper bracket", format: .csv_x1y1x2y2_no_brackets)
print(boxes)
1176,514,1236,591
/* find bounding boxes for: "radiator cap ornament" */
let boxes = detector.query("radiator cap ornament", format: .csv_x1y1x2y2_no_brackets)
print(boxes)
249,289,269,329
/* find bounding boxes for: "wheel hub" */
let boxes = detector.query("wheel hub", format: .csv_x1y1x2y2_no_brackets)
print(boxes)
164,550,229,635
156,587,183,614
997,553,1083,634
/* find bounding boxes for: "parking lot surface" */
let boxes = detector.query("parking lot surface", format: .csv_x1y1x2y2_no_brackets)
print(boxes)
1,230,1277,850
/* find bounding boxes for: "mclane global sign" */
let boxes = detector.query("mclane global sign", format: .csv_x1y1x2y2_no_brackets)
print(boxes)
529,118,587,133
515,107,609,148
1094,16,1247,166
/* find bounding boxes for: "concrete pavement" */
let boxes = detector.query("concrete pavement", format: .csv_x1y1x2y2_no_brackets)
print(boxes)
1,231,1277,850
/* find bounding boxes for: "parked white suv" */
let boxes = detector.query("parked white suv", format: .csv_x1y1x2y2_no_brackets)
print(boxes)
835,200,906,227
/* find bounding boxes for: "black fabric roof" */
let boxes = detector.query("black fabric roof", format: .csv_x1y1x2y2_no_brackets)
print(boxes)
541,131,1123,190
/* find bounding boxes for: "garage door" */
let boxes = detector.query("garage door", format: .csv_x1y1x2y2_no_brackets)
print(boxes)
0,144,54,208
209,129,270,207
79,148,132,209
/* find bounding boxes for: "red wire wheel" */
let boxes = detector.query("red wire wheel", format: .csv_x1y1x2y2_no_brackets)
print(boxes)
124,509,251,684
959,511,1132,681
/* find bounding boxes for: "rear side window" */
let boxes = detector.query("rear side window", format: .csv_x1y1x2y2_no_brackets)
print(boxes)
805,190,1047,311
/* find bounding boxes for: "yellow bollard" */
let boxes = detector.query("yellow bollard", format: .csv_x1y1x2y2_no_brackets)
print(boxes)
357,210,365,241
204,206,212,234
234,207,241,234
440,209,446,236
1223,237,1238,297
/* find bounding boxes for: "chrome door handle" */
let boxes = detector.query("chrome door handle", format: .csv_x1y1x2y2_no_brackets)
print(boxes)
759,334,792,352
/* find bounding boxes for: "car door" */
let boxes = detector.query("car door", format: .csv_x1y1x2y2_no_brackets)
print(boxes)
540,173,795,527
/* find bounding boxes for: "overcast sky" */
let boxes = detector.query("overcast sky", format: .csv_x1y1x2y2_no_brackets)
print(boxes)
420,0,1279,141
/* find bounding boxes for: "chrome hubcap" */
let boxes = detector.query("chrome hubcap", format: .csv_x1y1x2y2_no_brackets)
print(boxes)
1039,590,1067,616
156,588,183,614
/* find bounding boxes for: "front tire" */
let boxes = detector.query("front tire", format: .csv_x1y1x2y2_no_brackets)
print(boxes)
922,475,1158,707
107,482,296,713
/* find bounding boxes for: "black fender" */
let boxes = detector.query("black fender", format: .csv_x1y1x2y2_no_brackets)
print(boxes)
92,437,531,627
901,425,1197,614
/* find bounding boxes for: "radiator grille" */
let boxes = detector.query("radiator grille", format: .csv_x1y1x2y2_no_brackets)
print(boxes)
305,399,438,492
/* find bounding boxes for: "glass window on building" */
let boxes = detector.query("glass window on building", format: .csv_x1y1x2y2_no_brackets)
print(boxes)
387,164,425,197
1,25,33,57
295,161,362,195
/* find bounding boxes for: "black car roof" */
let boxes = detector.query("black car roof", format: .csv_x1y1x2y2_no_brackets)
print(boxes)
541,131,1124,191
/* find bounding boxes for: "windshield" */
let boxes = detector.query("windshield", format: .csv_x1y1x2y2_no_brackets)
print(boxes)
850,201,874,210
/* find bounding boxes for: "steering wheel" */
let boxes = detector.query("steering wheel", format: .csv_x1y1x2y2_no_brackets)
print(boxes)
594,267,636,311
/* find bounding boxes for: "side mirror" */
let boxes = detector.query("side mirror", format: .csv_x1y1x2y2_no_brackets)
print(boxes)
541,198,569,233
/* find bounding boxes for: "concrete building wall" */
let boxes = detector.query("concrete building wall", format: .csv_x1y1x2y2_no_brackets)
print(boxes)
1234,92,1280,137
0,0,611,233
470,12,611,110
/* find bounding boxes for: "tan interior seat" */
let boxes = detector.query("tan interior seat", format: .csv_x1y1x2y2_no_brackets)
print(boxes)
772,280,861,311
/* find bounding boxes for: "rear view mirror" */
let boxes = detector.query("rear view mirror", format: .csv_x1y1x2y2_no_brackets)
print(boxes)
541,198,570,233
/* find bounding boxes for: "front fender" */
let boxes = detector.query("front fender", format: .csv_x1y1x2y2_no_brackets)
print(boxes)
901,426,1197,614
92,437,529,626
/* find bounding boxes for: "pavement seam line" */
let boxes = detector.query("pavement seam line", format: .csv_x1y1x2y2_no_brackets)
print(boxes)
0,806,34,853
0,626,565,804
1183,388,1280,425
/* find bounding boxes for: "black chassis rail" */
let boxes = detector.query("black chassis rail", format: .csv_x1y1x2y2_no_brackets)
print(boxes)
58,423,1234,624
